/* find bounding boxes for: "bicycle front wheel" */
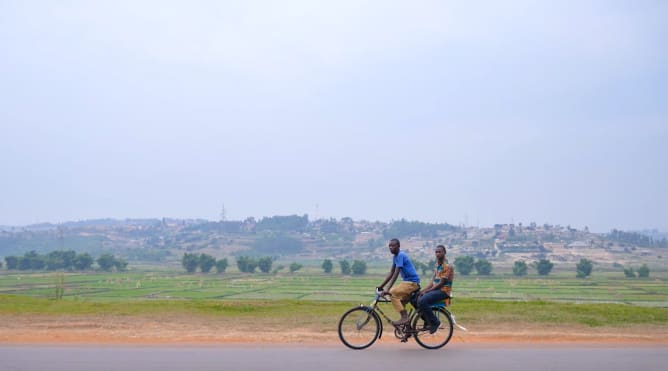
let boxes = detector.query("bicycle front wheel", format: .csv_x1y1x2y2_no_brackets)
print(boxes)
413,307,454,349
338,306,381,350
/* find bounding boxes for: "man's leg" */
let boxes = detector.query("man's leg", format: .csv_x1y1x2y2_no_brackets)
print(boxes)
390,282,419,325
417,290,447,333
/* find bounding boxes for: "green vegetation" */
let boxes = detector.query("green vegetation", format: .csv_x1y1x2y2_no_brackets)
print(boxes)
513,260,528,276
339,260,351,275
535,259,554,275
0,294,665,329
1,270,667,307
454,256,475,275
4,250,123,272
351,260,367,275
289,262,303,273
321,259,333,273
474,259,492,275
576,258,593,278
215,258,228,273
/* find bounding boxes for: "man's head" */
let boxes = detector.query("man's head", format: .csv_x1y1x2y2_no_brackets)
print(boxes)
388,238,400,255
435,244,446,261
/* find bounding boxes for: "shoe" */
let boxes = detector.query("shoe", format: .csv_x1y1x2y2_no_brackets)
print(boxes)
429,320,441,334
392,317,409,326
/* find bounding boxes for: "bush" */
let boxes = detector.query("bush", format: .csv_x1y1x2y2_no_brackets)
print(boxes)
535,259,554,276
236,256,257,273
351,260,367,275
289,262,303,273
474,259,492,275
339,260,351,275
257,256,273,273
454,256,475,275
637,264,650,278
576,258,593,278
4,256,18,270
623,267,636,278
513,260,528,276
215,258,228,274
73,253,94,270
321,259,333,273
199,254,216,273
182,253,199,273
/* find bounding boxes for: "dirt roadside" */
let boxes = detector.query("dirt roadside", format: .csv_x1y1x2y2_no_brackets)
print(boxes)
1,315,666,346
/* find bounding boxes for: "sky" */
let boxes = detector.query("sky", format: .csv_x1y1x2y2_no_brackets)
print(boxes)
1,1,666,232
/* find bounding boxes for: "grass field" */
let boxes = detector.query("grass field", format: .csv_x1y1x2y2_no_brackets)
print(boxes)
1,269,667,334
1,270,666,307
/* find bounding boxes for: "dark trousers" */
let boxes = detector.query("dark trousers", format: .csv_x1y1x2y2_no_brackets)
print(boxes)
417,290,448,326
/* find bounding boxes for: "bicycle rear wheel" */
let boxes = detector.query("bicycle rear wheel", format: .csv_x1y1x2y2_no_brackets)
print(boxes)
413,307,454,349
338,306,380,350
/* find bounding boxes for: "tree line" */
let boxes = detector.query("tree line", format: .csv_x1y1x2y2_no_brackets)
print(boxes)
180,254,368,275
450,256,650,278
2,250,127,272
181,253,308,274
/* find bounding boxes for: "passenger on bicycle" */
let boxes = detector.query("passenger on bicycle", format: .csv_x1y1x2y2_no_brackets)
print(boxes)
417,244,454,334
377,238,420,326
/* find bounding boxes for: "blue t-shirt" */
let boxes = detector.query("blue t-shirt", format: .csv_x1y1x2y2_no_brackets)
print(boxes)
393,251,420,283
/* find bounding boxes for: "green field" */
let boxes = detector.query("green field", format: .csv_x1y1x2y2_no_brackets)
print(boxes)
1,269,667,306
1,269,667,329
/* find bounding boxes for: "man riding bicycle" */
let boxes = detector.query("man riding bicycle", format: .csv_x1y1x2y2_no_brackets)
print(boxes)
377,238,420,326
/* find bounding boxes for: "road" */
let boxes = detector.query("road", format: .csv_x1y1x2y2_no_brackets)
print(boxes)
1,344,666,371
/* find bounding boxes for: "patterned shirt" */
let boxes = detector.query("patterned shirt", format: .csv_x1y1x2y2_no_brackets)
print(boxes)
433,262,454,295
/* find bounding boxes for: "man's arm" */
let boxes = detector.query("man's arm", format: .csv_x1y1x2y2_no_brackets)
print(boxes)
387,268,400,289
419,270,436,295
377,265,396,291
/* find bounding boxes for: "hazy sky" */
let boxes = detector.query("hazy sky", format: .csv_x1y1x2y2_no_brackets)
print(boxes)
1,1,666,232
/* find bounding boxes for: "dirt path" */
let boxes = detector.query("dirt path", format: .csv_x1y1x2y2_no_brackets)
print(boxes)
1,314,666,345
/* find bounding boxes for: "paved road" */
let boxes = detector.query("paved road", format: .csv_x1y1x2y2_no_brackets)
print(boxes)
2,344,666,371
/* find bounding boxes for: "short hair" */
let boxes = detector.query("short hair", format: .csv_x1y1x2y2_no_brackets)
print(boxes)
390,238,400,247
436,245,446,252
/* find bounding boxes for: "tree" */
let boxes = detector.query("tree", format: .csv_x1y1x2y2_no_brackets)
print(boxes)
46,251,65,271
454,256,475,275
4,256,18,270
257,256,273,273
289,262,303,273
339,260,351,275
535,259,554,276
576,258,593,278
474,259,492,275
236,256,257,273
0,260,2,269
351,260,367,275
113,258,128,272
73,253,93,271
321,259,333,273
623,267,636,278
513,260,528,276
20,251,45,270
199,254,216,273
97,254,116,272
182,253,199,273
215,258,228,273
637,264,650,278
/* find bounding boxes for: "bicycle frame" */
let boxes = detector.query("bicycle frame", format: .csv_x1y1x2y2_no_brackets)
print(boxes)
360,291,420,340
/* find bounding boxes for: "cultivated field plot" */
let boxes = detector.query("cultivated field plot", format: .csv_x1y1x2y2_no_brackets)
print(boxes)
0,271,666,307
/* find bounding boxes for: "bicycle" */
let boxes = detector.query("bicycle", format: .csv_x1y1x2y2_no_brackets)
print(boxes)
338,288,455,349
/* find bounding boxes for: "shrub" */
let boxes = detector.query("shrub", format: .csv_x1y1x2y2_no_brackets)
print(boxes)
454,256,475,275
513,260,528,276
351,260,367,275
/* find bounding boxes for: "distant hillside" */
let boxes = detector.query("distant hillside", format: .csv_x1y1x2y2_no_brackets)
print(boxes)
1,217,665,269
